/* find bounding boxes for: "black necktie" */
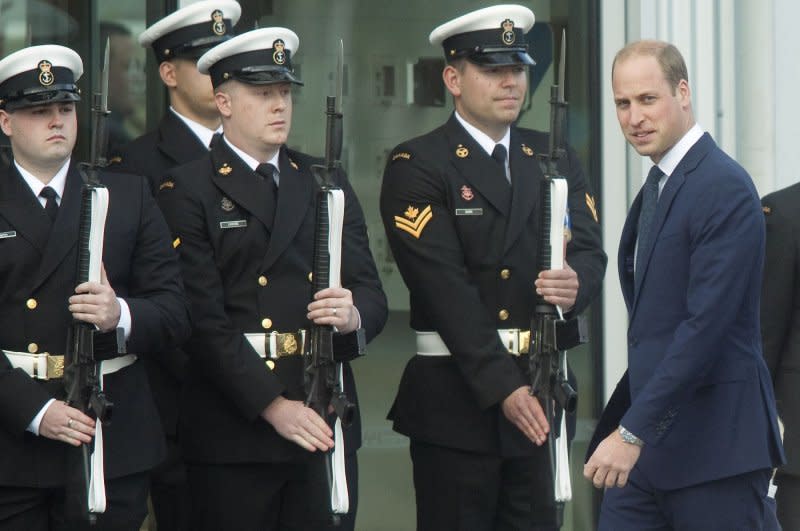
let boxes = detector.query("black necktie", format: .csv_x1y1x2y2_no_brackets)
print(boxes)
39,186,59,223
491,143,507,165
255,163,279,218
491,144,510,184
635,165,663,287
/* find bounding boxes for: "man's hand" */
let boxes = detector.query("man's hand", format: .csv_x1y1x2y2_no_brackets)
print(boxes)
68,265,120,332
39,401,96,447
583,428,642,489
535,260,579,311
261,396,334,452
307,286,359,334
501,386,549,445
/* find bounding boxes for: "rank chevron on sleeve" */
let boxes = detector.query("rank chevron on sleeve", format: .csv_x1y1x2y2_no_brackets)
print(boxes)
394,205,433,239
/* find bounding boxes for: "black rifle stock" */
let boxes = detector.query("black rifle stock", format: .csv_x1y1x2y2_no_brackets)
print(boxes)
304,41,355,525
62,41,116,525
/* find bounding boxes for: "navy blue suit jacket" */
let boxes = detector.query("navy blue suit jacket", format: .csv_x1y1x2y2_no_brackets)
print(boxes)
590,133,784,490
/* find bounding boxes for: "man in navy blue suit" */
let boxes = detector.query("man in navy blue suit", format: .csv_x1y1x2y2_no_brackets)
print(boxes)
584,40,784,530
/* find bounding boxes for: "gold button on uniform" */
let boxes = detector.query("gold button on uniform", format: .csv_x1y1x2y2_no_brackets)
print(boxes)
26,298,37,310
498,309,509,321
28,343,38,353
258,276,268,287
307,272,313,283
500,269,511,280
266,360,276,370
261,318,273,330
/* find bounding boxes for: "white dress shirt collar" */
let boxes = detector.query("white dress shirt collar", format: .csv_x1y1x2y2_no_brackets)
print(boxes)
16,158,71,206
170,107,221,149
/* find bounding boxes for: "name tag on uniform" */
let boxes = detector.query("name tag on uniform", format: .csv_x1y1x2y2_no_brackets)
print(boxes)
0,231,16,239
455,208,483,216
219,220,247,229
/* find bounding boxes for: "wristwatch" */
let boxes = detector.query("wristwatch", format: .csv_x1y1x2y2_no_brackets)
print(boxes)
619,426,644,447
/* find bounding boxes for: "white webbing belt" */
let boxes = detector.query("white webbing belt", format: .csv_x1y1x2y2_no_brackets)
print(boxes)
3,350,136,380
243,331,307,359
416,329,527,356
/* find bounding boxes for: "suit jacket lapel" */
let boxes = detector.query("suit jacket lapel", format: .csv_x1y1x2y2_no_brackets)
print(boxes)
210,139,275,230
503,129,541,254
618,192,641,312
31,164,81,291
0,165,51,254
157,112,210,165
262,148,312,270
628,133,715,316
444,116,511,216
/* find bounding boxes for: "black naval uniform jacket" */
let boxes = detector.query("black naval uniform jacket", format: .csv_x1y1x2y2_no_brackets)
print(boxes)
111,110,210,195
0,163,190,487
157,138,387,465
111,111,211,438
380,114,606,456
762,182,800,478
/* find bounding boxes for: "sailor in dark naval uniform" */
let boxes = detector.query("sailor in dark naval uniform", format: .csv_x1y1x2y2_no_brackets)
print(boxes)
111,0,241,194
379,5,606,530
109,4,240,529
0,45,189,530
157,27,387,531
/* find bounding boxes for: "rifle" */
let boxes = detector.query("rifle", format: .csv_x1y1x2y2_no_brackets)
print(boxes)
63,40,118,525
304,39,357,526
528,29,584,525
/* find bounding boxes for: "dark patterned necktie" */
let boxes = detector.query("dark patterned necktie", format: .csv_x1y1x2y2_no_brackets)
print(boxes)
39,186,59,223
635,165,663,288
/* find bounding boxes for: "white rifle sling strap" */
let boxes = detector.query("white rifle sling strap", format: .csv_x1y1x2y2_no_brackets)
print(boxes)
548,178,572,503
87,186,109,514
326,188,349,514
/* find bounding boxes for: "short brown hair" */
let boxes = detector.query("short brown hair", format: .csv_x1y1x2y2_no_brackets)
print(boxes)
612,40,688,94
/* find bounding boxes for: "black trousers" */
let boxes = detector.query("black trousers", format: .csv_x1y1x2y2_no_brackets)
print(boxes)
775,473,800,530
187,452,358,531
409,440,560,531
149,435,190,531
0,472,149,531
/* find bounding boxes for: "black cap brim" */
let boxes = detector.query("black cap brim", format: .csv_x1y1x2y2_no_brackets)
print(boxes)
222,66,303,87
467,49,535,66
3,86,80,111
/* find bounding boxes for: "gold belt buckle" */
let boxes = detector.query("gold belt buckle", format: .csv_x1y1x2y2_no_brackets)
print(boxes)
518,330,530,355
272,330,306,358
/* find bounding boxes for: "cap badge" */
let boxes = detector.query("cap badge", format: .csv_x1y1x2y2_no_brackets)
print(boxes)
220,196,235,212
273,39,286,65
501,19,516,45
455,145,469,158
211,9,227,36
38,60,54,86
218,163,232,175
521,144,534,156
394,205,433,239
460,185,474,201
